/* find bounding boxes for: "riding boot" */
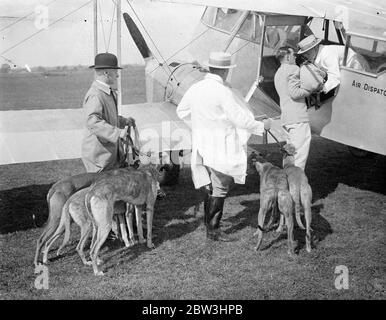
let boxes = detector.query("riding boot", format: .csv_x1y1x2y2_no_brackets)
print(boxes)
203,186,212,226
206,196,233,242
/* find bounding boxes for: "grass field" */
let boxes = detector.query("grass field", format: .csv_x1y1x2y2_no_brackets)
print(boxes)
0,66,146,111
0,68,385,300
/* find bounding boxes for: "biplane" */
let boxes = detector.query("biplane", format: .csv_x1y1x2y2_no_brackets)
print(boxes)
1,0,385,175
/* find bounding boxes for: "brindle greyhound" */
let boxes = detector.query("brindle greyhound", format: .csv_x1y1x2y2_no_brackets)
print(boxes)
42,187,94,265
281,143,313,253
247,152,295,256
85,165,159,276
42,184,149,266
34,168,142,266
34,173,99,266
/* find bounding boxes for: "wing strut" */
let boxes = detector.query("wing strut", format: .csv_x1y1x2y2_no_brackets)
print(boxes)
245,14,266,102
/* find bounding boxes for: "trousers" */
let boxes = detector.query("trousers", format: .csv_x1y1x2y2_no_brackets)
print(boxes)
205,167,234,197
283,122,311,170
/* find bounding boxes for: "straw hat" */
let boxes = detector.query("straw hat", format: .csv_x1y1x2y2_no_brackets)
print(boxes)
204,51,236,69
297,35,322,55
89,53,122,69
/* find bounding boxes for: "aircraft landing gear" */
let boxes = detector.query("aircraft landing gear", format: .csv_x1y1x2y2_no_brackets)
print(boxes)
158,150,182,186
348,146,374,158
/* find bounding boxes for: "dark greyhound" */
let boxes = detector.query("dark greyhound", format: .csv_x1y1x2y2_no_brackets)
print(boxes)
282,143,313,253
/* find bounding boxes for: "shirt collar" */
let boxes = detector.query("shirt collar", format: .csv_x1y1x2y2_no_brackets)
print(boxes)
205,73,224,84
94,80,112,95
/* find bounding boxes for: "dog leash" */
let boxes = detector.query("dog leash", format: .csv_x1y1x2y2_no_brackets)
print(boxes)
265,129,287,155
124,124,152,159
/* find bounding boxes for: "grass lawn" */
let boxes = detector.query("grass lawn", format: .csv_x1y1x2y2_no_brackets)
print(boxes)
0,136,385,299
0,66,146,111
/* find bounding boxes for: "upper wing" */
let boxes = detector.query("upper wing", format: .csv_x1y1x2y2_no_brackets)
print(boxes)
160,0,386,39
158,0,324,17
0,102,191,165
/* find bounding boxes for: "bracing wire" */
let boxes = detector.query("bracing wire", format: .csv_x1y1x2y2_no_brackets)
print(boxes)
98,0,108,51
146,28,210,76
145,27,251,78
230,40,252,56
0,0,59,33
124,0,173,77
1,0,93,56
106,0,117,51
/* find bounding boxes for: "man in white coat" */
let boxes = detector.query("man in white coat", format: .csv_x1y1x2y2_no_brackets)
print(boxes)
176,52,272,241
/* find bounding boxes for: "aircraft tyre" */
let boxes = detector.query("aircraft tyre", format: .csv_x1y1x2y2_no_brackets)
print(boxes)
158,150,181,186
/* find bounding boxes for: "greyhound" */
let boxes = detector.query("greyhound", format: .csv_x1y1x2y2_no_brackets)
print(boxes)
85,165,159,276
42,186,146,265
247,153,295,256
42,187,95,265
34,172,100,266
282,143,313,253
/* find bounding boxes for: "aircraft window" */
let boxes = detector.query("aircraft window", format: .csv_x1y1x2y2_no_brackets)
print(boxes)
214,8,243,32
347,35,386,75
263,25,312,51
201,8,313,51
201,7,217,26
309,18,340,44
264,26,289,50
237,13,260,41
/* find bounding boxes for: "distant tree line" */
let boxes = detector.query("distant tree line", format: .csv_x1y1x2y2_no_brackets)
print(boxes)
0,63,143,74
0,63,11,73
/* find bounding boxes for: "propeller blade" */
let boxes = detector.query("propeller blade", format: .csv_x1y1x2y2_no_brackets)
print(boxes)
123,12,151,59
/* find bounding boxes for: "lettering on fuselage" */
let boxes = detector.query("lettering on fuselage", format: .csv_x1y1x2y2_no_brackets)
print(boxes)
352,80,386,97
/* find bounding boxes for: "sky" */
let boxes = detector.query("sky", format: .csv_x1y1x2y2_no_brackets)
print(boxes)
2,0,385,68
0,0,204,67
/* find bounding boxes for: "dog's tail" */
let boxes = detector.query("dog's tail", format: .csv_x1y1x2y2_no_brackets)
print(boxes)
42,198,71,262
266,194,278,230
56,200,72,256
85,191,92,218
34,190,66,266
292,184,305,230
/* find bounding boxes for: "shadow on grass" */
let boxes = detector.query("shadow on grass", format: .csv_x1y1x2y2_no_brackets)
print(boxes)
0,184,51,234
227,201,332,252
249,138,386,203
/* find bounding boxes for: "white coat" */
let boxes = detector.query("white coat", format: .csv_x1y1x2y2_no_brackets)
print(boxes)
176,73,265,188
315,45,368,93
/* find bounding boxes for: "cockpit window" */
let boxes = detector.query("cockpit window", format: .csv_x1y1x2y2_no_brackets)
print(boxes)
237,13,259,41
201,7,243,32
201,7,307,50
346,34,386,75
201,7,217,26
214,8,242,32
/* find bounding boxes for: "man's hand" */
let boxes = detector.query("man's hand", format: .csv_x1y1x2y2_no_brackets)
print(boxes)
126,117,136,127
315,81,324,92
263,118,273,131
119,127,128,139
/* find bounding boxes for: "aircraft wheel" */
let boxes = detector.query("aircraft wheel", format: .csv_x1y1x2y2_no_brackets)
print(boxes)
347,146,374,158
376,63,386,74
